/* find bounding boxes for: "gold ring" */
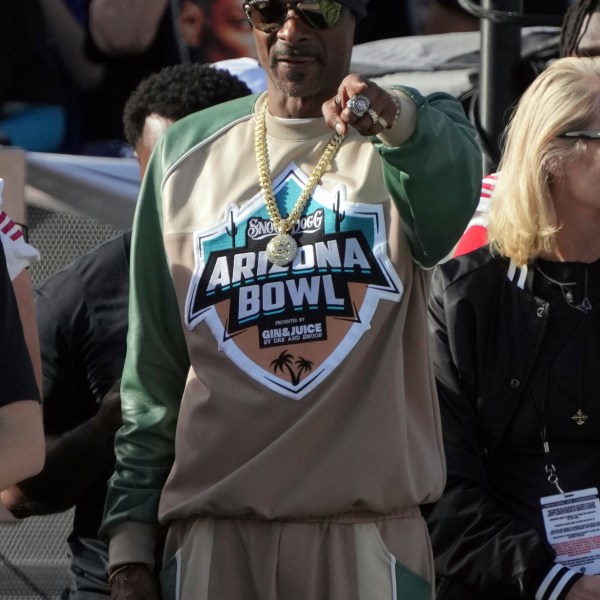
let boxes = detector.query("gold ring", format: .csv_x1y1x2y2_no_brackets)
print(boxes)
367,108,379,124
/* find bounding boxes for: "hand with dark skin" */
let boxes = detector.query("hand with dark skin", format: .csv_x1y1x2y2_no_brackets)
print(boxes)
92,378,123,440
0,379,123,517
322,74,400,137
110,564,161,600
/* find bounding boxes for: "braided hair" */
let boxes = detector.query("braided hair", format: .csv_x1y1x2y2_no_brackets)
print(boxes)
560,0,600,57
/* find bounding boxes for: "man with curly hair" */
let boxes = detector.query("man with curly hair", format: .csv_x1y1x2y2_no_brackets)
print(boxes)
123,62,251,176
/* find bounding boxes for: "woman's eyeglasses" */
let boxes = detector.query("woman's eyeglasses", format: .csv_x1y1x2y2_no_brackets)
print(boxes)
558,130,600,140
243,0,343,33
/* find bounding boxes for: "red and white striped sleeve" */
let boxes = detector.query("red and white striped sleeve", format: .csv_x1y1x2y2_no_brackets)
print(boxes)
452,172,498,258
0,182,39,280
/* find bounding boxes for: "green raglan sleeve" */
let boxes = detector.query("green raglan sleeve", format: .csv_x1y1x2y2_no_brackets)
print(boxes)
374,86,483,268
100,139,190,569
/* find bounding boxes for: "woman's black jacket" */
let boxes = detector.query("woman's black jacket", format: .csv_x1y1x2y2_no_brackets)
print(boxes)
424,246,567,600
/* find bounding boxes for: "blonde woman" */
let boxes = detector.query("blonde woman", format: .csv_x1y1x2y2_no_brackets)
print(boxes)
426,56,600,600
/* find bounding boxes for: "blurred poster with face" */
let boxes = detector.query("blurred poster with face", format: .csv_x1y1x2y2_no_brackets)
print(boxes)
179,0,258,62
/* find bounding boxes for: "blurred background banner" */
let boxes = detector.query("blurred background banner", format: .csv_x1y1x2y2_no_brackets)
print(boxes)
25,152,139,231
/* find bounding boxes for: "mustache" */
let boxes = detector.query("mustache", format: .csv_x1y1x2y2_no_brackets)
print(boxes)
271,46,323,63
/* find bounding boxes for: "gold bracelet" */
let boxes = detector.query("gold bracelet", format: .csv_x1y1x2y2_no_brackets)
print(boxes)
108,564,131,583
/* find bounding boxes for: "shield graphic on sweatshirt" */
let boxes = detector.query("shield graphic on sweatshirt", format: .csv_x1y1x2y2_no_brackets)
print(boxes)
185,163,403,400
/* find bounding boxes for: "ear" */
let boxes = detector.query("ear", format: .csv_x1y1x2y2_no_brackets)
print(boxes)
180,0,205,47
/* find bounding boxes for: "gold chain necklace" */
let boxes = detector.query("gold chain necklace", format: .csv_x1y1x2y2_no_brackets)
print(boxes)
255,99,345,266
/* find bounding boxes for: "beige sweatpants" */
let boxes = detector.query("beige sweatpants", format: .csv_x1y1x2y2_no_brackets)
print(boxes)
160,509,434,600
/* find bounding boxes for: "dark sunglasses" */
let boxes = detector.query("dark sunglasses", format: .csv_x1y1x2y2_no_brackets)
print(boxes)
243,0,343,33
558,130,600,140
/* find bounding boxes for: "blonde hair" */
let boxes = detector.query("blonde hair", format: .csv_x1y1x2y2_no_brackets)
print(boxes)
488,56,600,265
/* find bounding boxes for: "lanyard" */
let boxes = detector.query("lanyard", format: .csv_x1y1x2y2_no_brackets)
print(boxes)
529,294,589,496
535,375,565,495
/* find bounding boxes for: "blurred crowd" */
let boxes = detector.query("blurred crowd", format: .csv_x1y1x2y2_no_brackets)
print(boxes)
0,0,572,157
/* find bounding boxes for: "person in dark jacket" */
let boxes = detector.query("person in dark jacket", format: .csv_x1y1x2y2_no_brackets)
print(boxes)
426,56,600,600
0,63,250,600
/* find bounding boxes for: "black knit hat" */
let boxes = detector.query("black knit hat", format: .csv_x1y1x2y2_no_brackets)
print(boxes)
336,0,366,19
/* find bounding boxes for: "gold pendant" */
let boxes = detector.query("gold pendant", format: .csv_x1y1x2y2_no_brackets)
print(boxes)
266,233,297,266
571,409,588,425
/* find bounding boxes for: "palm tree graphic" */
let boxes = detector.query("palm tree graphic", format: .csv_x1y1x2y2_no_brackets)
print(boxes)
295,356,313,380
270,350,313,385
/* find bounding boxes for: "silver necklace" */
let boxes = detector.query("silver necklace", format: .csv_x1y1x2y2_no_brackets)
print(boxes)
535,264,592,314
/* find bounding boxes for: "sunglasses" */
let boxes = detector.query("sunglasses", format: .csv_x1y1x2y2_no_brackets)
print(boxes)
243,0,343,33
558,130,600,140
